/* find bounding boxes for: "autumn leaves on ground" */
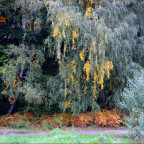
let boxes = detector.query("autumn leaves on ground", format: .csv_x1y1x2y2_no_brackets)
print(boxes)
0,109,125,129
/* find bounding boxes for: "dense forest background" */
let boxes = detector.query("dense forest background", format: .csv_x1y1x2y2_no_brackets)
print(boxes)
0,0,144,117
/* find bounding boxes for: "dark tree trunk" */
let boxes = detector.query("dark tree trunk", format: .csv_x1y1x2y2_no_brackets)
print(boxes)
7,22,26,115
7,65,24,115
7,93,19,115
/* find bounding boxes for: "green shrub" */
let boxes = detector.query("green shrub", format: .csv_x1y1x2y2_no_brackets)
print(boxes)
10,120,29,129
126,113,144,140
41,120,54,130
49,128,65,136
118,72,144,140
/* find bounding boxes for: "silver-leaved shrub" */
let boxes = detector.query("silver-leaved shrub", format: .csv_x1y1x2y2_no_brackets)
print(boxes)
119,72,144,140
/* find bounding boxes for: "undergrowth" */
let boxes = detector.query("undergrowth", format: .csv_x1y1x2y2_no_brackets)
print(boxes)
0,109,124,129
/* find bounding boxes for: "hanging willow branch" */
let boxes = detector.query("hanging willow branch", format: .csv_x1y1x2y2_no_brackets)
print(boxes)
44,1,114,114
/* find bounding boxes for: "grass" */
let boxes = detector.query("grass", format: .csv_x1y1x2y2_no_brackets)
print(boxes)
0,128,141,143
0,125,128,132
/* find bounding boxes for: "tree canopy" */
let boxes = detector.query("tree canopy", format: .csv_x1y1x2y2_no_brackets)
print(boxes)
0,0,144,115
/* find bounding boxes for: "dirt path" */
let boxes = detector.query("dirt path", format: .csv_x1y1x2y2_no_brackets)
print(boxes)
0,129,128,135
76,129,128,134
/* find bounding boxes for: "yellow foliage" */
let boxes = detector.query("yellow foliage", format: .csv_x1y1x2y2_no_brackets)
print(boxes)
8,96,16,104
93,71,97,83
104,61,113,79
83,61,90,81
98,69,104,90
62,30,66,38
72,29,78,39
84,86,88,94
79,50,85,61
3,79,6,84
30,23,31,31
65,97,72,109
65,19,69,27
13,80,17,89
71,73,75,85
49,3,114,101
69,90,72,94
72,29,78,50
71,60,76,73
85,0,93,8
84,7,93,18
72,45,76,50
90,0,93,4
63,12,69,16
1,89,6,94
84,0,93,18
65,80,67,96
53,26,59,37
91,61,114,92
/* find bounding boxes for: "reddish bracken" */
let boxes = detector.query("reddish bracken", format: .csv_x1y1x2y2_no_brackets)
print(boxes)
39,115,50,125
23,111,36,122
0,113,23,127
93,109,122,127
70,113,93,127
0,109,124,128
29,123,40,128
53,113,72,126
39,115,61,128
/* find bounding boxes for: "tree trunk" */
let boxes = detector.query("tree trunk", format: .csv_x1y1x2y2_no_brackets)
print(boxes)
7,93,19,115
7,22,26,115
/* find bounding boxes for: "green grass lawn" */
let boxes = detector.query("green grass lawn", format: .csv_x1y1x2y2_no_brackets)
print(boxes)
0,129,141,143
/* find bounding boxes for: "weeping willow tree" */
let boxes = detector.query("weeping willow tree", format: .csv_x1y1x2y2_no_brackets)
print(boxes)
44,1,115,114
1,0,144,115
44,0,144,114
